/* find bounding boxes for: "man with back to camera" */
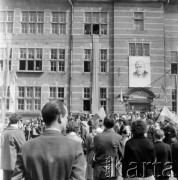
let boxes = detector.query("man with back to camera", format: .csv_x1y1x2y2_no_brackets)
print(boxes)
92,116,124,180
11,100,85,180
133,60,148,78
1,113,26,180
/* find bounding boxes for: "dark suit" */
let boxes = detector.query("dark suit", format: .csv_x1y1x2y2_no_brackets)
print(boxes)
154,141,172,180
11,130,85,180
93,128,124,180
172,142,178,179
122,136,156,178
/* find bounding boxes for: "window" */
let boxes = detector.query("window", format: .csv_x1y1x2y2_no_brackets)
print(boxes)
0,48,12,70
19,48,42,71
100,49,107,73
50,49,65,72
172,89,177,112
51,12,66,34
129,43,149,56
171,51,178,74
100,88,107,111
84,12,108,35
0,11,14,33
21,11,44,34
1,86,11,110
18,86,41,110
83,87,91,111
84,49,91,72
49,87,64,102
134,12,144,31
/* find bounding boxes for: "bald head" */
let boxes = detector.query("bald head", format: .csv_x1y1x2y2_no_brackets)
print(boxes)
135,60,145,75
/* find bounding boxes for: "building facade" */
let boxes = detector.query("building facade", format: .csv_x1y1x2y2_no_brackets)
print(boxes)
0,0,177,119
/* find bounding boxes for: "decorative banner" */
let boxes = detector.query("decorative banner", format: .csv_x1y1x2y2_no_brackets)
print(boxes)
129,56,151,87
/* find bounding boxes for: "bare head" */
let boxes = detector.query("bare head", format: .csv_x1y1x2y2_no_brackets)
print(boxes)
135,60,145,75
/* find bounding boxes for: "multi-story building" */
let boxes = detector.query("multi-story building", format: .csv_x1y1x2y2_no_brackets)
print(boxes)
0,0,177,119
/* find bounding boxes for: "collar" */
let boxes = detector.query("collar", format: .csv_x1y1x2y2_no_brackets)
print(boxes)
103,128,115,132
10,124,19,129
45,127,61,133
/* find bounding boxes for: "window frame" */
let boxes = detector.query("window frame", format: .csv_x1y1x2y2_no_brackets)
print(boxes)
83,87,91,112
133,12,144,31
100,49,108,73
49,86,65,102
129,43,150,56
171,51,178,75
100,87,107,111
21,11,44,34
84,49,92,73
51,12,66,35
84,12,108,35
19,48,43,71
50,48,66,72
0,11,14,34
17,86,41,111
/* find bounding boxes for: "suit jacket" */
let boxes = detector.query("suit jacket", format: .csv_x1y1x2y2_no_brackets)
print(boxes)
1,126,26,170
154,141,172,177
93,128,124,178
172,142,178,177
11,130,85,180
122,136,156,178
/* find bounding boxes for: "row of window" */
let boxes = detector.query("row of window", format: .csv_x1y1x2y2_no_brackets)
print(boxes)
1,86,177,112
0,11,145,34
1,48,178,74
1,86,107,112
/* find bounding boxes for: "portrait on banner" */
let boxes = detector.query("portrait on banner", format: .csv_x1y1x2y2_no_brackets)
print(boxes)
129,56,151,87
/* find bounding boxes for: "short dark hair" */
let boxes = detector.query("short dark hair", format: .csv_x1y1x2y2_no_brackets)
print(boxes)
154,129,164,140
9,113,20,124
103,117,115,129
131,120,147,137
41,100,67,125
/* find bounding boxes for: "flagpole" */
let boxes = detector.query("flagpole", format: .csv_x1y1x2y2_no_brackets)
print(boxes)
176,75,178,113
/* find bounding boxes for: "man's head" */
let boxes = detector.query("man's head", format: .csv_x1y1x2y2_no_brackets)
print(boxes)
103,117,115,129
154,129,165,141
135,60,145,75
9,113,21,124
41,101,68,129
131,120,147,137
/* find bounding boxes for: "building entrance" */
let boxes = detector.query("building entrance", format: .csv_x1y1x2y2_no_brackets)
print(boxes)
124,88,155,113
129,103,150,112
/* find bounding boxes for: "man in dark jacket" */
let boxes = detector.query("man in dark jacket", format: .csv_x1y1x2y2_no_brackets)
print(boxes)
1,113,26,180
172,141,178,180
154,129,172,180
11,101,85,180
93,117,124,180
122,120,156,178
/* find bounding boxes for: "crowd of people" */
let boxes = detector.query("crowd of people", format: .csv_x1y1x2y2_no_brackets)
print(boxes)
1,101,178,180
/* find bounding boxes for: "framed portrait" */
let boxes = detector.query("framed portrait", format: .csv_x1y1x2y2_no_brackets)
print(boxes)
129,56,151,87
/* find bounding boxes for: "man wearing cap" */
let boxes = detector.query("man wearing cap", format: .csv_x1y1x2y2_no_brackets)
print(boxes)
12,101,85,180
1,113,26,180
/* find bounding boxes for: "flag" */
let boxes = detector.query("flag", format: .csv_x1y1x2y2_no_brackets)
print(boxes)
91,106,106,126
157,106,176,122
173,115,178,124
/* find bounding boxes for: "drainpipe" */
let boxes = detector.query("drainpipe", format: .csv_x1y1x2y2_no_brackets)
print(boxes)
68,0,73,113
163,0,170,106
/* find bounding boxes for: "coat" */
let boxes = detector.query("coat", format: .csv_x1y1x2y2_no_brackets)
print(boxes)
1,125,26,170
93,128,124,179
122,136,156,178
154,141,172,177
11,130,85,180
171,142,178,177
